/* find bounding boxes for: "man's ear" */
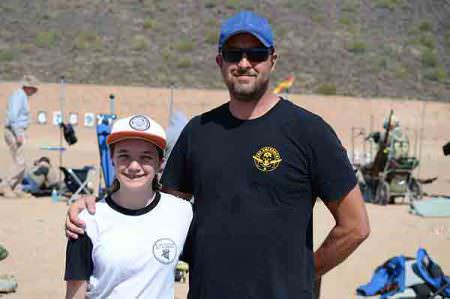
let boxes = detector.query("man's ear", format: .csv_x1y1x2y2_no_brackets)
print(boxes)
271,52,278,71
216,54,223,67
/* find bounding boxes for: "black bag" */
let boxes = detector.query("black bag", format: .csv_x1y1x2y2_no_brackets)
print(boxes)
60,123,77,145
443,141,450,156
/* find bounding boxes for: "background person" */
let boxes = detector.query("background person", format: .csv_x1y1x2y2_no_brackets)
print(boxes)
21,156,60,194
0,75,39,198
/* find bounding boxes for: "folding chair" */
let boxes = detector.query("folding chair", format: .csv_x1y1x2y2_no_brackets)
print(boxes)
59,165,96,204
96,116,116,199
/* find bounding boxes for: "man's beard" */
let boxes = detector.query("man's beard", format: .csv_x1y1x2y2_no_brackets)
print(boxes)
227,72,270,103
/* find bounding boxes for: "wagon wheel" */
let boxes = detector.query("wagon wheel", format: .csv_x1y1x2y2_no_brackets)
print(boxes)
407,178,423,202
375,180,390,205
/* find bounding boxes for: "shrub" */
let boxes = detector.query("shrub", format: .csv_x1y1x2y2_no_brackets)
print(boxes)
373,0,404,10
339,17,353,26
143,17,156,30
132,35,149,51
342,0,359,13
424,67,447,82
418,20,432,32
419,33,435,49
421,48,438,67
176,57,192,68
346,39,367,53
74,31,102,50
317,83,337,95
0,49,14,62
174,39,194,53
312,14,325,23
444,32,450,48
394,65,408,79
204,0,217,8
34,31,57,48
225,0,240,9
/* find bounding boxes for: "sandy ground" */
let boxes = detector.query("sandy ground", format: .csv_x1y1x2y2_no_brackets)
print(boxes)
0,197,448,298
0,82,449,298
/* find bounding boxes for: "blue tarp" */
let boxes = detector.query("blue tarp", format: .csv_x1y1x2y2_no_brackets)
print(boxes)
410,198,450,217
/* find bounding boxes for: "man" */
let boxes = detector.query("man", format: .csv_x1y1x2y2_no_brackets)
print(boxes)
22,156,60,194
66,11,370,298
0,75,39,198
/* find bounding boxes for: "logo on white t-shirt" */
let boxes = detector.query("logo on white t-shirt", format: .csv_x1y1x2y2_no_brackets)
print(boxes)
153,238,177,264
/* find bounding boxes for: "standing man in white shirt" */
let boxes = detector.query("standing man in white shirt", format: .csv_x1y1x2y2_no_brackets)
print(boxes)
0,75,39,198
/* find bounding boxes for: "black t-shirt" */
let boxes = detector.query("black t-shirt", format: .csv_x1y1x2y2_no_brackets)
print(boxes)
161,98,356,299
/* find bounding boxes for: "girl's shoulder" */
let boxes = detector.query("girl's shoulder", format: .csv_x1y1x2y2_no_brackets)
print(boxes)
158,192,193,214
79,200,110,222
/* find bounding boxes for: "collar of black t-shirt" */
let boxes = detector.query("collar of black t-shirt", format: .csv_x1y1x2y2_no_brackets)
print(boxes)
225,96,285,124
105,191,161,216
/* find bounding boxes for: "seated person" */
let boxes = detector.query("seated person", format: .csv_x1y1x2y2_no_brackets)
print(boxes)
22,156,60,194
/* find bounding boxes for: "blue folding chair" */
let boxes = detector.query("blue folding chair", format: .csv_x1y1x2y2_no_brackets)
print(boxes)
96,114,116,199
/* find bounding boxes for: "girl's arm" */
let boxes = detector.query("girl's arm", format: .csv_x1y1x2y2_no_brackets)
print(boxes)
66,280,88,299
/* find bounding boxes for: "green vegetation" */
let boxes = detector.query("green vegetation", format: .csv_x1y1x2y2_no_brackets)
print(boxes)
161,47,171,62
204,0,217,8
394,64,408,79
225,0,240,9
421,48,438,67
174,39,194,53
74,30,102,50
418,20,432,32
132,35,149,51
176,57,193,68
0,49,14,62
373,0,404,10
34,31,58,48
444,32,450,48
338,0,360,29
418,33,435,49
311,14,325,24
317,83,337,95
339,17,353,26
342,0,359,13
424,67,447,82
346,39,367,54
143,17,156,30
205,30,218,45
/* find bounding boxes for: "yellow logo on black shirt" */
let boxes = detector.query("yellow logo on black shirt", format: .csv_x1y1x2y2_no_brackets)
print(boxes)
252,146,282,172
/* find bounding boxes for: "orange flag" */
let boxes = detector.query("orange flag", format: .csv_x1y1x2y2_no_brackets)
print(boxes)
274,75,295,94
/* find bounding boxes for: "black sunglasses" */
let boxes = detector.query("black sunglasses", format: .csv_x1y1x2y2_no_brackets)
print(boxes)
221,47,272,63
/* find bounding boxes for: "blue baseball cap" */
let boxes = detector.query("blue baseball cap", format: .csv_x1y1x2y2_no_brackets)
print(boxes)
218,11,274,50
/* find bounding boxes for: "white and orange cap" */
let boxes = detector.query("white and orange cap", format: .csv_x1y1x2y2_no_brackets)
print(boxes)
106,115,166,151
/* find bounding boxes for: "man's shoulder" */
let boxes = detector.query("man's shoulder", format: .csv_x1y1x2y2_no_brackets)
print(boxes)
278,98,326,126
181,103,228,132
197,102,228,122
10,88,26,99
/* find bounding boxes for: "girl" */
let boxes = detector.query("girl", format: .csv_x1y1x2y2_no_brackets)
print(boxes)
64,115,192,299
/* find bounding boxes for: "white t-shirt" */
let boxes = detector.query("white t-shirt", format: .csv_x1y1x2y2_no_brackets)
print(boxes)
65,191,193,299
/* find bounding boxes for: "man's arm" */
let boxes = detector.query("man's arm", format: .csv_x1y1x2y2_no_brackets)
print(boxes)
314,185,370,277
